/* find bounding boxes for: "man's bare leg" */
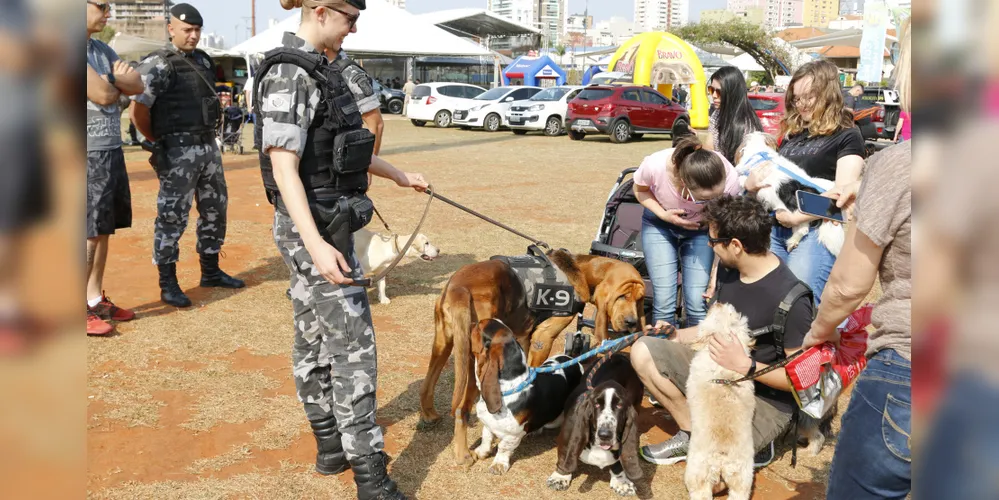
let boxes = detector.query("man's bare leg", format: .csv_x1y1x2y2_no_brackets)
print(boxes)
631,340,692,430
86,235,109,303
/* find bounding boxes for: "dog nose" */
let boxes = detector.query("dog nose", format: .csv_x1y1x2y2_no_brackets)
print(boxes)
624,317,638,329
597,428,614,441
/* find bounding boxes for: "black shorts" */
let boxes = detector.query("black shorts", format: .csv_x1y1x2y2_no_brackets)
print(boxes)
0,129,48,232
86,148,132,238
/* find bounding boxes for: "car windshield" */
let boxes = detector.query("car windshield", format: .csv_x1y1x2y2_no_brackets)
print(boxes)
474,87,511,101
576,89,613,101
530,87,570,101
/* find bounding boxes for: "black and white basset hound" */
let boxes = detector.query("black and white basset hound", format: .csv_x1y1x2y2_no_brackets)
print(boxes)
547,353,645,496
472,319,584,474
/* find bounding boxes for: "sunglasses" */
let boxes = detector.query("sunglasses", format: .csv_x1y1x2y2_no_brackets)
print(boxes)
707,86,721,96
707,237,733,247
329,6,360,29
88,1,111,13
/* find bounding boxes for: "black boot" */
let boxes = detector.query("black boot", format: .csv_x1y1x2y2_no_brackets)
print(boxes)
199,253,245,289
351,452,407,500
310,415,349,475
158,263,192,308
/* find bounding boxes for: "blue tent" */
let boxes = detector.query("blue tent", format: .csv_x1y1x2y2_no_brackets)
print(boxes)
581,65,608,85
502,55,566,86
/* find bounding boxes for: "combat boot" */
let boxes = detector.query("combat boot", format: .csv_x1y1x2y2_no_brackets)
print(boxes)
309,415,349,475
350,452,407,500
199,253,245,289
158,263,192,308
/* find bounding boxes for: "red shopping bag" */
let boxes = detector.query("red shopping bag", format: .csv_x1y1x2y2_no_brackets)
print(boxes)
786,305,873,419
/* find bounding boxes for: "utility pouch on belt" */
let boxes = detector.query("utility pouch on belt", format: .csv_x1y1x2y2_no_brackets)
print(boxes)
332,129,375,177
315,195,374,285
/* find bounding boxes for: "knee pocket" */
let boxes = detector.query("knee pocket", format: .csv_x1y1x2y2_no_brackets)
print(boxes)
882,393,912,462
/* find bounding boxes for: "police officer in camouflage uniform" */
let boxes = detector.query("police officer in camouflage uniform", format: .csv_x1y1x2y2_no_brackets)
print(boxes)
130,3,244,308
254,1,426,498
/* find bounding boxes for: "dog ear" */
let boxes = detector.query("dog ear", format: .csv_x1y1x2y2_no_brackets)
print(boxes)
555,392,594,475
619,404,644,480
630,282,646,331
479,353,503,414
593,283,611,341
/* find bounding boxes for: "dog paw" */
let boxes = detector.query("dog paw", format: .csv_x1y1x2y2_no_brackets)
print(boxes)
473,445,493,460
610,476,637,496
546,472,571,491
416,415,441,431
453,453,475,470
378,297,391,305
488,460,510,475
804,437,825,457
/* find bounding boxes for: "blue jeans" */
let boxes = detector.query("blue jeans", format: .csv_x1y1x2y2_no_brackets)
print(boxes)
641,209,713,327
827,349,911,499
771,224,836,305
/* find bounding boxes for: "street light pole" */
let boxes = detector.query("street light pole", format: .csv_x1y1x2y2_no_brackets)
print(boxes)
251,0,256,36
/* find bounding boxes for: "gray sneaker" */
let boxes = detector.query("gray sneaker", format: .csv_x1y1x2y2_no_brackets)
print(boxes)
640,431,689,465
753,441,775,468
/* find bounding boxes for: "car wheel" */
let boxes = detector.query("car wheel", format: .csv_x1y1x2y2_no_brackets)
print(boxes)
544,116,563,136
609,119,632,144
484,113,501,132
388,99,403,114
435,111,452,128
411,120,427,127
512,129,528,135
568,129,585,141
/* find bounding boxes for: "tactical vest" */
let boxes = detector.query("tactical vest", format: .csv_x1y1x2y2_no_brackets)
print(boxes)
150,48,221,138
253,48,374,202
491,246,585,322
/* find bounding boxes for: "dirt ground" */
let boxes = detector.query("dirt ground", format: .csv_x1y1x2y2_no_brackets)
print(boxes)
88,116,842,499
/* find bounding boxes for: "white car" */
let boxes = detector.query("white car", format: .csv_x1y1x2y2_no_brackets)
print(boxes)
405,82,487,128
452,86,542,132
506,86,584,136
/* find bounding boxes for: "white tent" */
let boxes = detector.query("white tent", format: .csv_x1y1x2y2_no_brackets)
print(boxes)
728,53,765,72
231,0,494,58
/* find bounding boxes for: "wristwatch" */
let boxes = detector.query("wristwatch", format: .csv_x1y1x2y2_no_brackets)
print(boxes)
107,73,116,85
745,358,757,378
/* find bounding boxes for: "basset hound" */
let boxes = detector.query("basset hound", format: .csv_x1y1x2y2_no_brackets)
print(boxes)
471,319,584,475
547,353,645,496
418,248,645,466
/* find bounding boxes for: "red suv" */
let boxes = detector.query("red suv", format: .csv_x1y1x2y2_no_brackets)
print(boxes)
565,85,689,143
748,93,786,136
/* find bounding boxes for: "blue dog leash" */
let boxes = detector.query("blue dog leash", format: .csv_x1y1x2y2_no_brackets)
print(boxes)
501,325,677,396
742,151,825,192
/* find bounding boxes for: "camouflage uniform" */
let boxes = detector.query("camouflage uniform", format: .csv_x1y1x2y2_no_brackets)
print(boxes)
132,48,228,265
258,32,383,461
337,51,381,116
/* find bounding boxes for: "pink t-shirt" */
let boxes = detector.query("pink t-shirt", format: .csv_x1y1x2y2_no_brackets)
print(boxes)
633,148,742,224
899,110,911,140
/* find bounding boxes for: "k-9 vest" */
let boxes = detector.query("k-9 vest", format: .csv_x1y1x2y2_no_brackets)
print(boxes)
491,245,585,322
253,48,375,202
150,48,221,138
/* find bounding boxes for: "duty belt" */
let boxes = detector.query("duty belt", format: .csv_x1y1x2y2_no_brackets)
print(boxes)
159,132,216,149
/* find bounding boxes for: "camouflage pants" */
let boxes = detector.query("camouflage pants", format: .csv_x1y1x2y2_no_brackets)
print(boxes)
272,209,384,460
153,143,227,265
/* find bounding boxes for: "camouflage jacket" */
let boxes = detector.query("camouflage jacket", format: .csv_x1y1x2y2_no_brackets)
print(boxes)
256,32,324,159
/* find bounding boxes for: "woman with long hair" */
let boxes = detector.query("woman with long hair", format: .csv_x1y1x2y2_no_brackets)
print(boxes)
634,136,742,327
706,66,764,164
746,60,865,303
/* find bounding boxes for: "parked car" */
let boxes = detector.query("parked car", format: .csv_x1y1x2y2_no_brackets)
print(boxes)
506,85,584,136
587,71,633,86
748,92,786,137
405,82,487,128
372,80,405,114
565,85,689,143
845,86,901,143
452,86,542,132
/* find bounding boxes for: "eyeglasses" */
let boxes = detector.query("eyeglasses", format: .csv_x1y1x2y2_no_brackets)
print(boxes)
680,185,708,205
328,6,360,29
707,237,733,247
88,1,111,13
793,94,817,107
706,86,721,97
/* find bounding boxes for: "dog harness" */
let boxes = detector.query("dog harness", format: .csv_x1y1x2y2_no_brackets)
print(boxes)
490,245,585,322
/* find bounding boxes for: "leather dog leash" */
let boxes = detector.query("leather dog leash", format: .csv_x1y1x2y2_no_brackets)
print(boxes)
351,185,434,287
423,190,550,251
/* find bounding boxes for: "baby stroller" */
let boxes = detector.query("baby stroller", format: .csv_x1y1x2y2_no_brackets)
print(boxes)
221,103,247,154
564,167,686,356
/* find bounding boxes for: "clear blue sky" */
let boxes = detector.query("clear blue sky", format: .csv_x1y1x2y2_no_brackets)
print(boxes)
182,0,725,48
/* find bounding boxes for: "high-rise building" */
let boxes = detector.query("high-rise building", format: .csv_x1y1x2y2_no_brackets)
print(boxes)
703,7,765,25
634,0,687,32
108,0,170,41
669,0,690,27
802,0,840,27
839,0,863,15
488,0,566,49
764,0,804,30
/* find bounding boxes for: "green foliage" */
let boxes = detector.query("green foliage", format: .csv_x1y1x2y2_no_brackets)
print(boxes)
95,25,116,44
554,45,567,57
672,20,792,79
747,70,773,86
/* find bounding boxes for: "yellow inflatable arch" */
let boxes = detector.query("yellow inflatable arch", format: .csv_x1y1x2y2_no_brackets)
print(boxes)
608,32,710,129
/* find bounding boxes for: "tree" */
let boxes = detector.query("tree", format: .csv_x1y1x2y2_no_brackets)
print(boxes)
554,45,567,58
672,20,792,81
94,25,116,44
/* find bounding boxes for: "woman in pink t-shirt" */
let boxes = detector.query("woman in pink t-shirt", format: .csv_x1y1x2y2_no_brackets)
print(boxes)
633,136,742,326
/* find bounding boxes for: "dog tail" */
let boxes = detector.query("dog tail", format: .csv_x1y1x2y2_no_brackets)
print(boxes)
817,221,845,256
444,285,475,413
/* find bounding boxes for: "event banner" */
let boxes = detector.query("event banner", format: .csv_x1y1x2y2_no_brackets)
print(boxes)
857,0,891,83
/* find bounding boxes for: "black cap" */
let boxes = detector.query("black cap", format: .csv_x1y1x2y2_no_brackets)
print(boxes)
345,0,366,10
170,3,204,26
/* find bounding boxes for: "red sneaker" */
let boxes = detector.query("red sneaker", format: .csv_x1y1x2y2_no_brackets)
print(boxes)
87,307,114,336
93,292,135,322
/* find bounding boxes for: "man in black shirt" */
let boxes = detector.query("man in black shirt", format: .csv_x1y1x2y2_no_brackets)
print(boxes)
631,195,813,466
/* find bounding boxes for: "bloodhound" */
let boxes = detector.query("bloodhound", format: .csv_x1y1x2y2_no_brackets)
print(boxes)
418,249,645,466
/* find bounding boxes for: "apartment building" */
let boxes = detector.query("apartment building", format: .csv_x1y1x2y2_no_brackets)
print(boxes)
802,0,840,28
108,0,169,41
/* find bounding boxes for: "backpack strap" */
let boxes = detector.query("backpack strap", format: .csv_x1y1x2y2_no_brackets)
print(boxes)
252,48,327,116
772,281,813,361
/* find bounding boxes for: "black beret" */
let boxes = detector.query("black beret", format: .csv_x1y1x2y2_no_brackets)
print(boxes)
345,0,366,10
170,3,204,26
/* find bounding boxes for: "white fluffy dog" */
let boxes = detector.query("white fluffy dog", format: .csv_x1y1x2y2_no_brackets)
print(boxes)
735,132,845,256
685,303,756,500
353,228,440,304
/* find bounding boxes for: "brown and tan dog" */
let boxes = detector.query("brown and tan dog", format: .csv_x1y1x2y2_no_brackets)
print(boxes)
418,249,645,466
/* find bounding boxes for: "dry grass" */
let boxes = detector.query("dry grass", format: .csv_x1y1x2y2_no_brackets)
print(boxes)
89,116,858,499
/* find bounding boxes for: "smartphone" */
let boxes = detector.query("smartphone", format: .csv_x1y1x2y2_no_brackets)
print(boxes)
796,190,844,222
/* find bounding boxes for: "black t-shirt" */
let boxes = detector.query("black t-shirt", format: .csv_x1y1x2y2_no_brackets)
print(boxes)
714,261,814,414
778,126,865,181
